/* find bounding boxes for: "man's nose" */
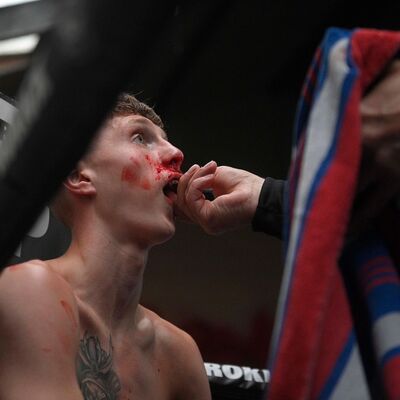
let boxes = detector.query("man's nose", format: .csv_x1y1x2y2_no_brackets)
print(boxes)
161,142,184,171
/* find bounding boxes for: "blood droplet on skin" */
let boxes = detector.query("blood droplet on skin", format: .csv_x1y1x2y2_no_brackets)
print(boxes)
121,167,136,182
60,300,78,329
141,179,151,190
121,157,153,190
123,154,181,190
41,347,52,353
145,154,161,180
8,264,22,272
144,154,181,181
154,163,175,181
121,166,152,191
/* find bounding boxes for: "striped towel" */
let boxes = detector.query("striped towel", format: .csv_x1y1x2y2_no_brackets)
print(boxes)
267,28,400,400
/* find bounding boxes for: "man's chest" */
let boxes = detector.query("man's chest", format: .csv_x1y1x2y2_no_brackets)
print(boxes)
115,343,170,400
75,331,170,400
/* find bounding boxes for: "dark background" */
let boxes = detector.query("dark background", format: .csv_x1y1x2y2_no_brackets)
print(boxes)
2,0,400,368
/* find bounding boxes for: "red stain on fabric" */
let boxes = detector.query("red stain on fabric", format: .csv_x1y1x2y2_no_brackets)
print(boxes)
60,300,78,329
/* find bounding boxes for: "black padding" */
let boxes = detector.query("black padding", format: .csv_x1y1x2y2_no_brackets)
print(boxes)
0,0,56,40
0,0,176,267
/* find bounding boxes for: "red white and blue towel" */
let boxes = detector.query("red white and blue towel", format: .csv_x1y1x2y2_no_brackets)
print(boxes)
268,28,400,399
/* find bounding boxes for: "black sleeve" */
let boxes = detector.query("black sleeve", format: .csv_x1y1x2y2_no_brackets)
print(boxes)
251,177,285,239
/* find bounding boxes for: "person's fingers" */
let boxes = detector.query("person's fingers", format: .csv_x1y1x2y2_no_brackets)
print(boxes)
185,161,217,193
361,60,400,149
177,164,199,203
198,160,217,174
175,164,200,221
362,113,400,146
176,161,218,222
360,60,400,117
186,174,216,204
183,161,217,208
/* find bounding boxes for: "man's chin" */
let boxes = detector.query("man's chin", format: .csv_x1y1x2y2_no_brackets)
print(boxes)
151,222,176,246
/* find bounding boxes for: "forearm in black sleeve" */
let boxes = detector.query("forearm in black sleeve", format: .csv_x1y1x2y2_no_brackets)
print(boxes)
251,177,285,239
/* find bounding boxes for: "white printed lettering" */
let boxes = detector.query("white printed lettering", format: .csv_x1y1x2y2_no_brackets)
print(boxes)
242,367,264,383
221,365,243,380
204,363,223,378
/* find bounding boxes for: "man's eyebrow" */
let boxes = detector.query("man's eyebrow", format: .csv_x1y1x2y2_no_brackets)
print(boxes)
128,116,168,140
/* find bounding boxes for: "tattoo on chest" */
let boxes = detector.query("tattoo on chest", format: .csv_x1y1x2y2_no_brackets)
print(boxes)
76,332,121,400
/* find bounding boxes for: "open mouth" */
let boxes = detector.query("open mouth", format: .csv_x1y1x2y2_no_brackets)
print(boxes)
163,178,179,198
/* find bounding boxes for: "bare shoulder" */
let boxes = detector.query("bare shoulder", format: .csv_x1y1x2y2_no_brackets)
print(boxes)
0,259,79,326
0,258,80,341
0,260,82,397
140,306,211,400
143,307,195,348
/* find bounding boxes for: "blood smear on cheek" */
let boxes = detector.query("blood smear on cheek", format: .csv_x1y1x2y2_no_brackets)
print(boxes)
141,179,151,190
154,163,175,180
121,166,137,183
121,167,151,190
122,158,152,190
144,154,162,181
147,153,179,180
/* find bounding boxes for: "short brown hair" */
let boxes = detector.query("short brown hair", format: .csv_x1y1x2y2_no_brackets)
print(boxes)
52,93,163,227
110,93,164,129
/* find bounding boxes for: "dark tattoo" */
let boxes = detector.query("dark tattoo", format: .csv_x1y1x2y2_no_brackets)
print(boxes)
76,332,121,400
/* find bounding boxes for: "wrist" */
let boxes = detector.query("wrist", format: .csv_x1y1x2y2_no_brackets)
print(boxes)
247,175,265,219
252,177,285,238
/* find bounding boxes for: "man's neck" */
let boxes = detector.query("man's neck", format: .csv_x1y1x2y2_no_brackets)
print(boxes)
50,224,150,335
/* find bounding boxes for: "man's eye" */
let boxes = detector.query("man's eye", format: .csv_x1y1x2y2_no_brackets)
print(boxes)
132,133,145,144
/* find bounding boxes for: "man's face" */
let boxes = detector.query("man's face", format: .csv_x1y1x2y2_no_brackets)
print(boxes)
82,114,184,246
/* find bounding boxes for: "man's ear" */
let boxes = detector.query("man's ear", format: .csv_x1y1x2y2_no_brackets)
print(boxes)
64,167,96,197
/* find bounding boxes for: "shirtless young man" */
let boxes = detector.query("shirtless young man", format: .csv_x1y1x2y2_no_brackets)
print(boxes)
0,55,399,400
0,94,212,400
